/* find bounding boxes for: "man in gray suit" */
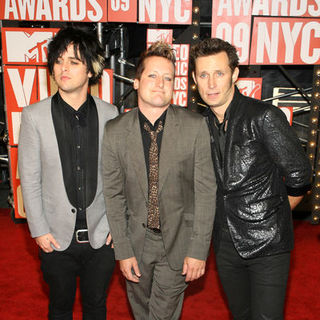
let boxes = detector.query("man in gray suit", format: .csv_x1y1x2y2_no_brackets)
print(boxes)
102,42,216,319
18,27,118,320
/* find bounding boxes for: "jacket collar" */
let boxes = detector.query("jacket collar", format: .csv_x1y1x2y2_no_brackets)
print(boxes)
205,87,243,184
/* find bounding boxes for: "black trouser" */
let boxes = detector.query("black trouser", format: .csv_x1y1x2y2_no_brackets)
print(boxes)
215,229,291,320
40,235,115,320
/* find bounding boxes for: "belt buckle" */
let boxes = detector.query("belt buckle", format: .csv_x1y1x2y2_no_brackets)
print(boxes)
148,227,161,234
76,229,89,243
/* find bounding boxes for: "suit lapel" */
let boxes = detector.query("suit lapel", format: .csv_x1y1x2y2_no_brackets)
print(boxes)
205,115,224,184
223,92,241,184
212,144,224,184
127,109,148,201
158,106,179,195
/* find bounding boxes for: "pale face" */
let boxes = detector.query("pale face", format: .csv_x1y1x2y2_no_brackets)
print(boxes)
53,44,92,99
192,52,239,117
134,56,175,112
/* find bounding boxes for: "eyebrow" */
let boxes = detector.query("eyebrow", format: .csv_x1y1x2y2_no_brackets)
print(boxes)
199,69,223,73
57,55,81,61
148,70,174,75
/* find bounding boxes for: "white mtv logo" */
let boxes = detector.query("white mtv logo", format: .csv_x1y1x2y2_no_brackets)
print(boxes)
148,30,172,43
236,80,261,99
5,31,55,64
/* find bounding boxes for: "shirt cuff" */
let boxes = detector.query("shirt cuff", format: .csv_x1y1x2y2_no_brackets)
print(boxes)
286,184,311,196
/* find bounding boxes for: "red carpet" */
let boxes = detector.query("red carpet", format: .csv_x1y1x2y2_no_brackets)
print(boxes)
0,208,319,319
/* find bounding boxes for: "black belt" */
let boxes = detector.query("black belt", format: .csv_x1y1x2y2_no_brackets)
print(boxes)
75,229,89,243
147,227,161,234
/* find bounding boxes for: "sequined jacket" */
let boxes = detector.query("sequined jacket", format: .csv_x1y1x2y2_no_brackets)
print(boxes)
205,88,311,259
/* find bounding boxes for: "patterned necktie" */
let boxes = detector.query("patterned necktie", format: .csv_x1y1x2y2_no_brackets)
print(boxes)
143,121,163,230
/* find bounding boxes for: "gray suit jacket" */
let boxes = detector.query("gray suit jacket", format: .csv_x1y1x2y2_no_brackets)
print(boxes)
102,106,216,270
18,96,119,250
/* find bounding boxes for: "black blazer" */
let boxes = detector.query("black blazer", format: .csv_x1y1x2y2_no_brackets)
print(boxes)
205,88,311,259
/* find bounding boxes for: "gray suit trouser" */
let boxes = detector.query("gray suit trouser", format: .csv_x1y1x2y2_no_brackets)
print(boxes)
126,229,188,320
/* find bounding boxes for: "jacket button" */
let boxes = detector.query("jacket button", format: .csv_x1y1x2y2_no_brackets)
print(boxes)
142,223,146,228
71,209,76,213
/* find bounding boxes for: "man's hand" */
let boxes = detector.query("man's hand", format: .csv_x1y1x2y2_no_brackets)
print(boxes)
182,257,206,282
119,257,141,283
106,233,114,248
35,233,60,253
288,195,304,210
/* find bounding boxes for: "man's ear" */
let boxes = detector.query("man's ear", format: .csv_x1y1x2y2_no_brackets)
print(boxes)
192,72,197,85
232,67,239,84
133,79,139,90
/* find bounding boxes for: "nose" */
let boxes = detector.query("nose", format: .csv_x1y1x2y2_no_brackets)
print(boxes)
61,61,69,72
208,75,215,89
157,77,164,88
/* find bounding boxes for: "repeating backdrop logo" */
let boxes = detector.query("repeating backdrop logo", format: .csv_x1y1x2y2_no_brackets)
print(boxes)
139,0,192,24
2,28,58,65
236,78,262,99
0,0,107,22
147,29,173,45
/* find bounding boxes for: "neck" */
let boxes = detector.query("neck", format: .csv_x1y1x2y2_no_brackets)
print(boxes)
210,106,226,123
210,86,235,123
139,105,169,125
58,89,88,111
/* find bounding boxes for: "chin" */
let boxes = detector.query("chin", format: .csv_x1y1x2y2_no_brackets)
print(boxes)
153,100,170,107
204,100,216,107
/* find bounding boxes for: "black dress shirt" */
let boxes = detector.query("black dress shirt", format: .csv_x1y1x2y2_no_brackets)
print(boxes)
206,106,231,167
52,92,99,230
205,105,231,234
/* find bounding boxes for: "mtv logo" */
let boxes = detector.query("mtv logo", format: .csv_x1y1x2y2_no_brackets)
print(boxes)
236,78,262,99
279,107,293,125
2,28,58,65
147,29,173,44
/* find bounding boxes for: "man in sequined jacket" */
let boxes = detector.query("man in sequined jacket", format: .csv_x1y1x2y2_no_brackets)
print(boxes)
190,38,311,320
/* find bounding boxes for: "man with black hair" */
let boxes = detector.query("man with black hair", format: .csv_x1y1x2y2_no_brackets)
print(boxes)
190,38,311,320
18,27,118,320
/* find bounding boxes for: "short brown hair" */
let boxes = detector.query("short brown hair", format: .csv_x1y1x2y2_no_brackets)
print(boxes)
190,38,239,74
135,41,176,80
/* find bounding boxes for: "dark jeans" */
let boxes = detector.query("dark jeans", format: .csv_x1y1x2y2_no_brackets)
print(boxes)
40,236,115,320
215,230,291,320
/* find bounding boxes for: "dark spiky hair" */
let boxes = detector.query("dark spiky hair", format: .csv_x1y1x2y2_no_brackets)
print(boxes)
47,26,105,85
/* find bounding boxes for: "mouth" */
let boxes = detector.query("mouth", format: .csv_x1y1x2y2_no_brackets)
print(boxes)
207,92,219,98
60,75,70,81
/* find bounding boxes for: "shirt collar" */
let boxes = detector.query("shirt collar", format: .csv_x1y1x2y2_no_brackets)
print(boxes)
57,92,89,116
138,109,167,131
57,92,89,127
203,86,239,124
